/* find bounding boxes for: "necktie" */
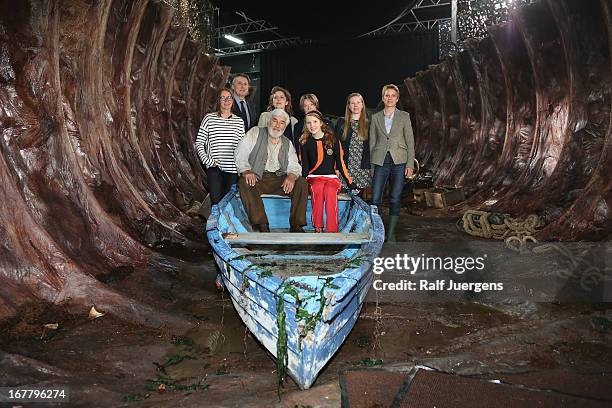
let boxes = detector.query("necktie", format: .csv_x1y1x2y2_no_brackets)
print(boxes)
240,101,248,128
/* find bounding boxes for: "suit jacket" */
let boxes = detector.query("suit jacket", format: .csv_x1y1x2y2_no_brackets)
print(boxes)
369,109,415,168
232,96,258,132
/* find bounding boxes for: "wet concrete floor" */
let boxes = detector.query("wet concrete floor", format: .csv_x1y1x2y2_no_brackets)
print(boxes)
1,207,611,407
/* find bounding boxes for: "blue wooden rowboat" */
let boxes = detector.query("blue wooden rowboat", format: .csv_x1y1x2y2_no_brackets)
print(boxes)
206,185,384,389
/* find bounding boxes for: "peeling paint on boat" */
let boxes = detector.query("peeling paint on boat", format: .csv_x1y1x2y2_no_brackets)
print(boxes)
206,186,384,389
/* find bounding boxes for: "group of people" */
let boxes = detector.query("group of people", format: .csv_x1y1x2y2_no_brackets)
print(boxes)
195,73,415,242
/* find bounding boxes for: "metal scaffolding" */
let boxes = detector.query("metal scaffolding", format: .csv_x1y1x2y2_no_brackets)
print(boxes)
362,0,464,38
214,11,301,57
214,37,304,57
213,0,487,56
215,20,278,37
361,18,451,37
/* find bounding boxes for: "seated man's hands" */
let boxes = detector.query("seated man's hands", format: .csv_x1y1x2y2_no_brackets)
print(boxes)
282,174,297,194
243,171,257,187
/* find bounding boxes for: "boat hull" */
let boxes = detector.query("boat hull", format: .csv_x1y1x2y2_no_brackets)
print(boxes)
206,186,384,389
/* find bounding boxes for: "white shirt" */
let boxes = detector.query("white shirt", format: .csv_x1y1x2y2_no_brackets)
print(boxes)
384,109,395,134
235,126,302,178
233,95,251,128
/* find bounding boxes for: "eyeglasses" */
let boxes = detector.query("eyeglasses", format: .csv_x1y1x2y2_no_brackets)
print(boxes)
219,96,232,101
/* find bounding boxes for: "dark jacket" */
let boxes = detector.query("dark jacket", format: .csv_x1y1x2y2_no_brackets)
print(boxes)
300,136,352,185
294,116,333,156
231,96,258,132
334,117,370,169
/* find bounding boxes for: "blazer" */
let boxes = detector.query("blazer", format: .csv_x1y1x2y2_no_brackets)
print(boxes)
231,96,258,132
369,109,415,168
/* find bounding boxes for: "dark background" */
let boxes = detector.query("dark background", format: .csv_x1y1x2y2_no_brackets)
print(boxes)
219,30,439,118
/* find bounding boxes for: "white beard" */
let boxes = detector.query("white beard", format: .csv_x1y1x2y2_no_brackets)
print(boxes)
268,128,284,139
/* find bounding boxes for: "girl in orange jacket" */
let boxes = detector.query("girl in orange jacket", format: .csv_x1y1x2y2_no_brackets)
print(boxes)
300,111,356,233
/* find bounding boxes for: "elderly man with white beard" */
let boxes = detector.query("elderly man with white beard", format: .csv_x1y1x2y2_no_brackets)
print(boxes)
235,108,308,233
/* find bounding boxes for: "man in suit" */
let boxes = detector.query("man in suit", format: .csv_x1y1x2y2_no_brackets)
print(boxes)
369,84,415,242
231,73,258,132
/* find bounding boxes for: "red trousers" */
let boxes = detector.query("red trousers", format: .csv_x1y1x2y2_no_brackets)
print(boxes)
307,176,341,233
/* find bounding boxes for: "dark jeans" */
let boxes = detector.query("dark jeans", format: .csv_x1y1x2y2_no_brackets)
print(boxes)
372,152,406,216
207,167,238,205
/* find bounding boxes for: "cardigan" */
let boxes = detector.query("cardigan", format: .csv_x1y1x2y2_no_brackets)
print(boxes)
334,117,371,170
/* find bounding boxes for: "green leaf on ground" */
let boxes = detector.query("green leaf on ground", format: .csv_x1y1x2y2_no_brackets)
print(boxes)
349,357,383,367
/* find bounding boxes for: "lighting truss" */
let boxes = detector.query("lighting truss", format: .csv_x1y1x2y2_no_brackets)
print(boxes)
214,37,305,57
215,20,279,37
412,0,453,8
362,0,469,37
362,18,451,37
214,11,299,57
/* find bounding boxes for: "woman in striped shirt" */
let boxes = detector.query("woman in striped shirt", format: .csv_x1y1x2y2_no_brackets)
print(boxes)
196,88,245,205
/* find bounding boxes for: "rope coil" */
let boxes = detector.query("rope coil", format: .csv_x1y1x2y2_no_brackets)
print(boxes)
458,210,545,253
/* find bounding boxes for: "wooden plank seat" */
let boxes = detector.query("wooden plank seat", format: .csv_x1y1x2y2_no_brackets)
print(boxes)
235,192,353,201
222,232,370,245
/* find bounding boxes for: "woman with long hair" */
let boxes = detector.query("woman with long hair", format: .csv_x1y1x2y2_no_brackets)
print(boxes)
258,86,298,142
334,93,371,192
300,110,356,233
195,88,245,204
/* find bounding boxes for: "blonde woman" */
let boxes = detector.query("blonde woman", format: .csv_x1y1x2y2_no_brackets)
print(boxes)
334,93,371,192
369,84,415,242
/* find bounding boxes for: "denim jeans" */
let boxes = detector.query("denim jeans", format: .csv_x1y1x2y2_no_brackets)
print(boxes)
372,152,406,216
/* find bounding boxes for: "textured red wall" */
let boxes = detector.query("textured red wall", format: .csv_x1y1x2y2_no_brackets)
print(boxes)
0,0,225,321
405,0,612,241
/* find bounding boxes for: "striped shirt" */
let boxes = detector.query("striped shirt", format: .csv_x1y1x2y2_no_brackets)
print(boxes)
196,113,245,173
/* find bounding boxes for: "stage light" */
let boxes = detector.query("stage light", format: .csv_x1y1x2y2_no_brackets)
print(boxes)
224,34,244,45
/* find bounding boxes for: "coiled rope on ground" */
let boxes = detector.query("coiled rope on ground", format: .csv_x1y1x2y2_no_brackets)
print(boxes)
457,210,609,292
457,210,545,252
